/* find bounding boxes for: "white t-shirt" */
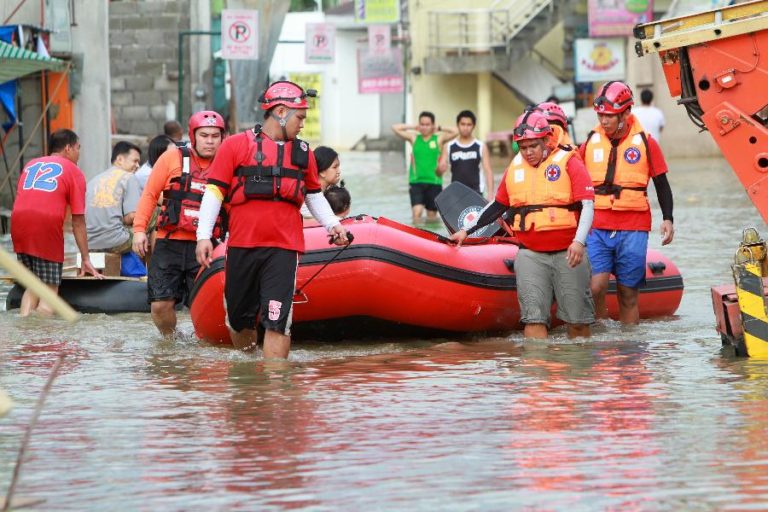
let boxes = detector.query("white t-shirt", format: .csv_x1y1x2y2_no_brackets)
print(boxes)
135,162,152,192
633,106,665,142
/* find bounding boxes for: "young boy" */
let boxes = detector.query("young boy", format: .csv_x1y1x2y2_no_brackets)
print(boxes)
324,185,351,220
440,110,494,201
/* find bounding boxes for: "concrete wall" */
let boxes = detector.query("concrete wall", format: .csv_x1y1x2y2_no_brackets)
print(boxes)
108,0,192,138
73,0,112,177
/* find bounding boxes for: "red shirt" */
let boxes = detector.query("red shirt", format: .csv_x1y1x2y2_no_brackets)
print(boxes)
207,130,321,252
11,155,86,262
496,156,594,252
579,133,668,231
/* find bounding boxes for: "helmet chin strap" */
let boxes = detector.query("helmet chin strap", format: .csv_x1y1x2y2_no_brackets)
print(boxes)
270,108,297,140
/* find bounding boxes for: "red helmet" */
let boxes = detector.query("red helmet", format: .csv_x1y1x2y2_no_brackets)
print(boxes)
513,111,551,142
259,81,316,111
593,81,634,114
536,101,567,127
188,110,225,143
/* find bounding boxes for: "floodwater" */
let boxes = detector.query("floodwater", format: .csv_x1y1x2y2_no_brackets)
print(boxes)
2,154,768,510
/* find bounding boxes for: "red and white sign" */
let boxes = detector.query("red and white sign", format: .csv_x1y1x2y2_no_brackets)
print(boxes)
221,9,259,60
368,25,391,54
305,23,336,64
357,47,403,94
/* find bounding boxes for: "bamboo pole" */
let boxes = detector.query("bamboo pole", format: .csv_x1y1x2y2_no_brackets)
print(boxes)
0,246,79,322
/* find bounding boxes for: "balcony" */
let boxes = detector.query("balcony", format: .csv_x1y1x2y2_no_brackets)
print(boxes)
424,0,561,74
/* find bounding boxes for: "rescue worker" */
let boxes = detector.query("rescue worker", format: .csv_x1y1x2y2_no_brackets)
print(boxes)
580,81,674,324
132,110,226,336
535,101,573,146
450,111,595,339
195,81,349,359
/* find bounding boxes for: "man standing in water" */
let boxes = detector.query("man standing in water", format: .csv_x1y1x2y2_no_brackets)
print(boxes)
133,111,226,337
392,112,458,223
439,110,494,201
581,81,674,324
11,129,102,316
195,81,349,359
450,111,595,339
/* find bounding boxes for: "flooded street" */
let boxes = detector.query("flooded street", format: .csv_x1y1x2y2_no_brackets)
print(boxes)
2,154,768,510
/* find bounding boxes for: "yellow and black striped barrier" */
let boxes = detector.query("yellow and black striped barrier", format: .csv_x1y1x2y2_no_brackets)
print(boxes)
733,228,768,358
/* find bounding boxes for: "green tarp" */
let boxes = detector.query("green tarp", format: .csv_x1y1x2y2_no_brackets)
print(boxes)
0,40,66,83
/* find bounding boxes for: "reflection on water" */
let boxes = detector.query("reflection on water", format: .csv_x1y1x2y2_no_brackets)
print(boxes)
2,155,768,509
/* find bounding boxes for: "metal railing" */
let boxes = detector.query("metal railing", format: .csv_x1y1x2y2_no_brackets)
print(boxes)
427,0,554,57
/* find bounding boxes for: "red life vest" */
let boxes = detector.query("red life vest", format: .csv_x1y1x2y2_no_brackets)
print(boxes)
158,146,225,238
228,126,309,207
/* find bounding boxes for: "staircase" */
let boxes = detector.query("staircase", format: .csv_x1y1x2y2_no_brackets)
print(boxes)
423,0,567,74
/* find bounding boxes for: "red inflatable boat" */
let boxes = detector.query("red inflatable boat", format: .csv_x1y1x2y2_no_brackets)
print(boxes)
189,215,684,344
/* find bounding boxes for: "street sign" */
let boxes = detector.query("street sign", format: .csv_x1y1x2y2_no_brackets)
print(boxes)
305,23,336,64
222,9,259,60
368,25,391,54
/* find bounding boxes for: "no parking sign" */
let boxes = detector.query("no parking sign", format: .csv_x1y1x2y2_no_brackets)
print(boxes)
222,9,259,60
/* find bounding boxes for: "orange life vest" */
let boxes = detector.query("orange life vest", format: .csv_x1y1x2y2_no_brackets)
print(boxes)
228,126,309,207
584,115,651,212
551,124,574,147
158,146,225,238
503,147,580,232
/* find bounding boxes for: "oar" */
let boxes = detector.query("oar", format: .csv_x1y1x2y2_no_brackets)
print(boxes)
0,247,79,322
294,232,354,302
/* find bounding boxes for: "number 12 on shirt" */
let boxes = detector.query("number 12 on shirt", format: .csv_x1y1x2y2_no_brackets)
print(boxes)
22,162,63,192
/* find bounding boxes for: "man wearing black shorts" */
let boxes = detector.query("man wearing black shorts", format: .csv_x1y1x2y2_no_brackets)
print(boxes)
132,111,226,336
392,112,457,223
196,81,348,359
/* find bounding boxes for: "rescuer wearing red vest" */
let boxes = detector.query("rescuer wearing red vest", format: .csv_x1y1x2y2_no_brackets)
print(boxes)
579,81,674,325
195,81,349,359
133,111,226,336
450,111,595,339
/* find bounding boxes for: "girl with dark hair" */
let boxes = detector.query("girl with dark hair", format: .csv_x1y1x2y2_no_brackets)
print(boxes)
301,146,344,218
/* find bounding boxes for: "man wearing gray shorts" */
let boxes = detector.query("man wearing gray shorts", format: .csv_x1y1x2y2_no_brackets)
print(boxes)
449,111,595,338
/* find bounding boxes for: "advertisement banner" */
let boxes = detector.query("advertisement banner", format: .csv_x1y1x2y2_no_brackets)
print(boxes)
289,72,322,141
355,0,400,24
357,47,404,94
221,9,259,60
575,38,626,83
305,23,336,64
368,25,391,54
588,0,653,37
